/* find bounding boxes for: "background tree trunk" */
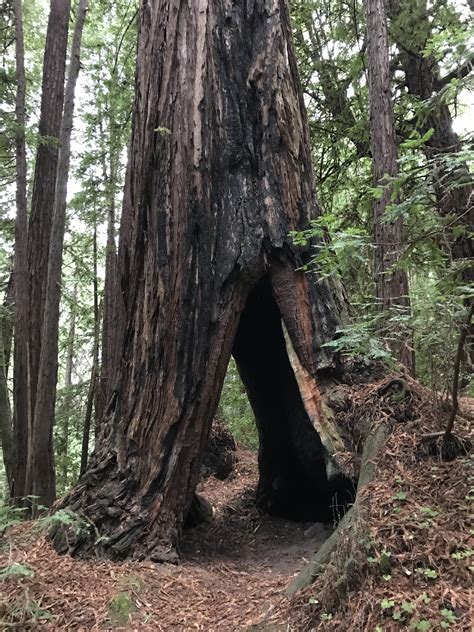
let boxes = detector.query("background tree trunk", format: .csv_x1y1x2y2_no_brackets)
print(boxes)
28,0,86,510
0,280,14,493
11,0,29,502
59,285,78,487
25,0,71,502
52,0,352,562
367,0,413,373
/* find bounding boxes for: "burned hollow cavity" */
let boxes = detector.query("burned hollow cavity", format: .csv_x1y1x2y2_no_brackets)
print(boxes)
232,277,355,523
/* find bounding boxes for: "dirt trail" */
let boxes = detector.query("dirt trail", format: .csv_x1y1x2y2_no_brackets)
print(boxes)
1,449,331,630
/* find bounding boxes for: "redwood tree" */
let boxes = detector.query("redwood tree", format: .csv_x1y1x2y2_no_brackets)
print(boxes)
367,0,413,372
29,0,87,511
11,0,29,501
52,0,353,561
23,0,71,504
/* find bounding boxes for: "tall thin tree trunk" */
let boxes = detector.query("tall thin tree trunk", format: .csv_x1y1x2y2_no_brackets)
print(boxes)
28,0,86,510
82,224,101,468
11,0,29,502
59,285,77,488
366,0,413,373
96,193,117,426
51,0,353,562
0,281,14,493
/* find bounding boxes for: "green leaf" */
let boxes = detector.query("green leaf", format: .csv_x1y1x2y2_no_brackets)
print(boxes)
393,491,407,501
414,621,431,631
0,563,35,581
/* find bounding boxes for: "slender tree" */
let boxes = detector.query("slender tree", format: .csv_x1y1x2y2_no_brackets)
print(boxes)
51,0,355,562
0,280,13,491
11,0,29,501
28,0,87,509
58,284,78,487
366,0,413,372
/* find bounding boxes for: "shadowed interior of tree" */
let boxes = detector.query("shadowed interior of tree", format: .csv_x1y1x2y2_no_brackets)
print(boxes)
232,277,356,523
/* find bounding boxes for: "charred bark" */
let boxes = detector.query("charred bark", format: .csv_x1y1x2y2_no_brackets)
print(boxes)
51,0,353,561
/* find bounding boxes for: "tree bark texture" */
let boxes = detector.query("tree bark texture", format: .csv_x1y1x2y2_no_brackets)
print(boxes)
366,0,413,372
11,0,29,501
27,0,86,510
59,285,77,486
0,284,13,493
51,0,351,561
25,0,71,502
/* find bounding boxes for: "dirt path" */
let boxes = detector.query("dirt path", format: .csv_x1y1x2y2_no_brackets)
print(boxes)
1,449,331,630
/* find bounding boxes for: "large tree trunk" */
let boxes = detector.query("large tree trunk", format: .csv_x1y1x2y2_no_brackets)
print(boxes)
28,0,86,510
367,0,413,373
51,0,352,562
25,0,71,503
11,0,29,502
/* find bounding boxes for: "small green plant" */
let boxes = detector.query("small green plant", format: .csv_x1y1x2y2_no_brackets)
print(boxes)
419,506,439,519
412,620,431,631
36,507,90,536
451,548,473,560
108,592,135,627
440,608,457,628
416,567,438,579
0,503,28,537
392,491,407,501
0,563,34,581
1,594,53,626
368,548,392,574
320,612,333,621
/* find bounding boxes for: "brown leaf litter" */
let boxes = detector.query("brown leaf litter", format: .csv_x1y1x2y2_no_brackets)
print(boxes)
1,377,472,631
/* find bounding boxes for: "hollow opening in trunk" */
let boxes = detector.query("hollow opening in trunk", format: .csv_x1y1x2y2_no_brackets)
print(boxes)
232,276,355,524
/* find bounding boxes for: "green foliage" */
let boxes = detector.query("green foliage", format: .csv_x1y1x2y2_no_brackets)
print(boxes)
219,359,257,450
0,563,34,581
0,503,27,536
108,591,135,627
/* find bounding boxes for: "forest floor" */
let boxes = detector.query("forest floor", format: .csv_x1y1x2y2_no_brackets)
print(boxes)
1,385,472,631
0,448,331,631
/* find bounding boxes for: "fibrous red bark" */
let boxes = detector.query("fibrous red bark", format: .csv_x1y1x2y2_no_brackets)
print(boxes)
25,0,71,505
367,0,413,373
51,0,354,561
11,0,29,502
